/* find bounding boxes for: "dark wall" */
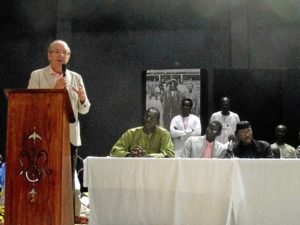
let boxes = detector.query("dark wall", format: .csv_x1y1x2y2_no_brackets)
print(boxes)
1,0,300,158
70,30,229,157
212,69,300,148
0,1,57,158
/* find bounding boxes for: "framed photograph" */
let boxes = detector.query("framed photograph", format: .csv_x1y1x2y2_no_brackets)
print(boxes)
145,69,201,130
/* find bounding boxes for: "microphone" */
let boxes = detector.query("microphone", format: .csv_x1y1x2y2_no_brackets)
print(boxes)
228,134,236,143
228,134,235,147
227,134,236,157
62,64,67,77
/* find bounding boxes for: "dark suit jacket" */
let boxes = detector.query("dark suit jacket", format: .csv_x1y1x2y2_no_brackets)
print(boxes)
233,139,273,158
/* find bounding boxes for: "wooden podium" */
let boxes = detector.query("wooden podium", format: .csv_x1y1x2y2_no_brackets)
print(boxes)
4,89,75,225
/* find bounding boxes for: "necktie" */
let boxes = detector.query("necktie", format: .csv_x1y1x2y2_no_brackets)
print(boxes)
204,142,213,158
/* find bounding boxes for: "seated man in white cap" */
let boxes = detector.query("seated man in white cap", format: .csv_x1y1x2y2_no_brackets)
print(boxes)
232,121,273,158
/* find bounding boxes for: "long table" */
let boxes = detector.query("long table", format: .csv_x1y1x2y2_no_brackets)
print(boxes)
83,157,300,225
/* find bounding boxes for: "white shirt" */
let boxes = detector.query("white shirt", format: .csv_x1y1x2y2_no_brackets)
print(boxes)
271,143,296,158
170,114,201,157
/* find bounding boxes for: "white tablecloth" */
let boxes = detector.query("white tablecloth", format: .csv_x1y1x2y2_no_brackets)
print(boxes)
84,157,300,225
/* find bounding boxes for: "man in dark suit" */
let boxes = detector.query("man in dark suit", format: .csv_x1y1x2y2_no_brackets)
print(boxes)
233,121,273,158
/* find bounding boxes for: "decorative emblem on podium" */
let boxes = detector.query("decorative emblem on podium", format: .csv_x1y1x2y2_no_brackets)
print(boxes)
17,127,52,203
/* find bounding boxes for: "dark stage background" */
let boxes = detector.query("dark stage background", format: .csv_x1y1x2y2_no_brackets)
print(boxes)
213,69,300,148
0,0,300,159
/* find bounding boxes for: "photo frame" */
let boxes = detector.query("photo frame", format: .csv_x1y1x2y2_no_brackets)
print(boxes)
144,69,201,130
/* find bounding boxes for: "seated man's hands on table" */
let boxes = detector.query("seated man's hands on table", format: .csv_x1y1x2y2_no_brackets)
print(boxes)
129,146,148,157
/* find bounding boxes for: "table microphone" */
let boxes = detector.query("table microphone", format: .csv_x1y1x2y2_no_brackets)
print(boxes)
227,134,236,157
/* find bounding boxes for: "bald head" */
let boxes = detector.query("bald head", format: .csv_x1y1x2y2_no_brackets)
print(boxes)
143,107,160,134
221,97,231,115
275,124,287,144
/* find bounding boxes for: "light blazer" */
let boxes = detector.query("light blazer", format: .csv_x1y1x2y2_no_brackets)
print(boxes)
182,135,227,158
27,65,91,146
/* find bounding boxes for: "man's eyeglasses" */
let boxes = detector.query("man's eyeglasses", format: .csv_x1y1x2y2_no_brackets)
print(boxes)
50,49,70,55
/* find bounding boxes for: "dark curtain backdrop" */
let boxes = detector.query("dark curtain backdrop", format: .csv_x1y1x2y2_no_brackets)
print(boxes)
212,69,300,148
0,0,300,159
